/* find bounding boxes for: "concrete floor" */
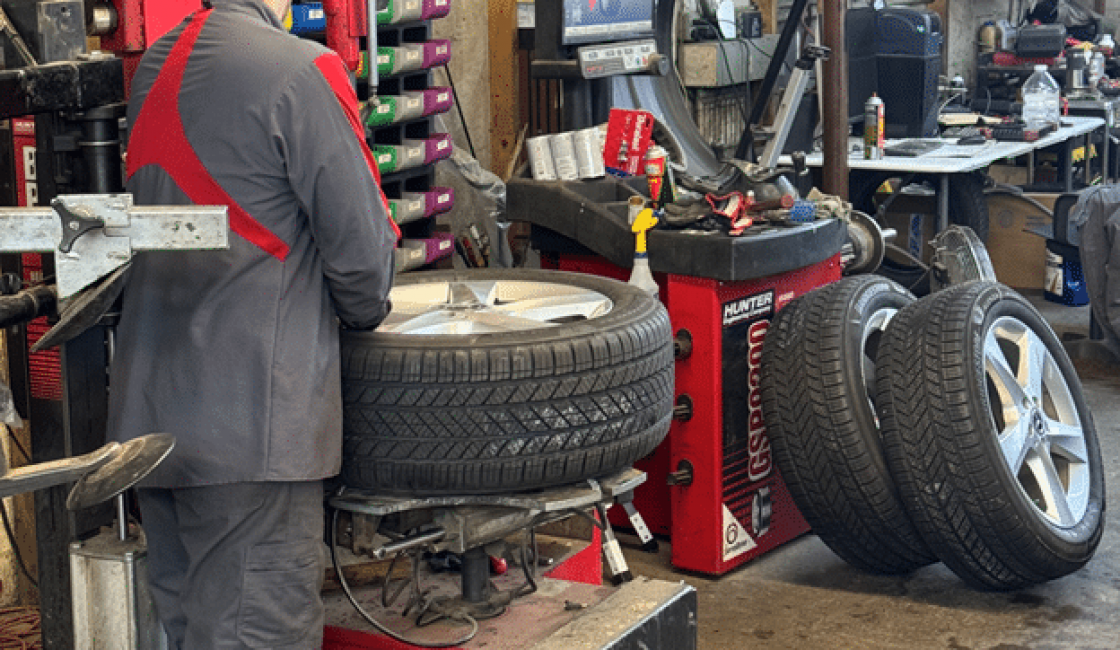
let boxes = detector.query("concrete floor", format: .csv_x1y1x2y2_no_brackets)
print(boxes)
617,290,1120,650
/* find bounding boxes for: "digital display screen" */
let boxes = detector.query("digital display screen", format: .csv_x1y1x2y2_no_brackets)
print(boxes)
562,0,656,46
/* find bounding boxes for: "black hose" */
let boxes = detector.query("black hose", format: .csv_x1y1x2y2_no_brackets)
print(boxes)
0,285,55,329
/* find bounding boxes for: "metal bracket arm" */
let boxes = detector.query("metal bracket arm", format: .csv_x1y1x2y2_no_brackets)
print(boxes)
0,194,229,298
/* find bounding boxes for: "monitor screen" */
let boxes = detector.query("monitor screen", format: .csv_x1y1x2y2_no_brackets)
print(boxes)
562,0,656,46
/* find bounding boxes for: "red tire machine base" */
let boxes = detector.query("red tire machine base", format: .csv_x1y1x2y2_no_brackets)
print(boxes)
543,253,841,575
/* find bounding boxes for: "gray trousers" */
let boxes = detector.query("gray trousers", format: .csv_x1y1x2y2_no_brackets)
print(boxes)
137,481,325,649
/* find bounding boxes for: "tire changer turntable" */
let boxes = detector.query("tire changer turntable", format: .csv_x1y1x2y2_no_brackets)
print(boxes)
508,0,853,576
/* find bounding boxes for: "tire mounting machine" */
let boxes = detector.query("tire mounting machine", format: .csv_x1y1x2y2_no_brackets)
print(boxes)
508,0,846,576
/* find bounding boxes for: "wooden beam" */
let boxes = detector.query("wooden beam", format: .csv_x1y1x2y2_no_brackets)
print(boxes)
757,0,779,35
489,0,522,174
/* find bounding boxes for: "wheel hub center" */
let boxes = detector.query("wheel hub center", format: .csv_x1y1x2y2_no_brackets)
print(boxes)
1030,409,1047,437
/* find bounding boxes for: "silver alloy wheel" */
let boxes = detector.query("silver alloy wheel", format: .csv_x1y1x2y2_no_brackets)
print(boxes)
985,316,1091,528
378,280,615,335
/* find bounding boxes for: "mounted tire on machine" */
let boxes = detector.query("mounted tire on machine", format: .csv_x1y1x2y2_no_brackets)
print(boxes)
339,269,675,496
759,275,937,574
875,281,1105,590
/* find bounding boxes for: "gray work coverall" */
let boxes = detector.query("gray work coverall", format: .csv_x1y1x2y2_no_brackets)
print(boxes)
107,0,397,646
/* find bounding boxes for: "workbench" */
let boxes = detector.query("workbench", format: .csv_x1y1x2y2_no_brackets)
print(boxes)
782,115,1105,231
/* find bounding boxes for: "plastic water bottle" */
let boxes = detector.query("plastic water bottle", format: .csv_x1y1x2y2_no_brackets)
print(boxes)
1021,64,1061,130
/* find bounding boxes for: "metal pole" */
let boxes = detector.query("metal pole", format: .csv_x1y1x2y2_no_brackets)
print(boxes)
77,106,123,195
820,0,849,198
461,547,491,603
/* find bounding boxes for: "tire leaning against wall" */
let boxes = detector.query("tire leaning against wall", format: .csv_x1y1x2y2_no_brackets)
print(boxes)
339,269,675,496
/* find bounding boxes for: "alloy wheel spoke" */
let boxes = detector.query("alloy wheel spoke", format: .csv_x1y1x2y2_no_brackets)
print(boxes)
1022,329,1049,402
985,330,1029,407
999,418,1034,476
491,291,613,322
448,281,498,307
1046,420,1089,464
378,310,464,335
1025,449,1076,527
466,310,558,332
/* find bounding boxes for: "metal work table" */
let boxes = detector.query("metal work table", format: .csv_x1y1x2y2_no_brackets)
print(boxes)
782,115,1105,230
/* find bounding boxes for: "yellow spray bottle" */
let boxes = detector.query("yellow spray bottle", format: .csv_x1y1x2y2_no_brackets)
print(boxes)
629,207,659,297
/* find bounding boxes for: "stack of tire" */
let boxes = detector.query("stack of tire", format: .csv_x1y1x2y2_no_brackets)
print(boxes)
760,276,1105,590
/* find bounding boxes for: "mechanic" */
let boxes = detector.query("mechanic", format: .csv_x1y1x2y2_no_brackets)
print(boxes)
106,0,399,647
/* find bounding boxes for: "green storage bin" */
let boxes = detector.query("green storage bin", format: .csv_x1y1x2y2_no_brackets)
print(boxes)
365,97,398,127
369,144,399,174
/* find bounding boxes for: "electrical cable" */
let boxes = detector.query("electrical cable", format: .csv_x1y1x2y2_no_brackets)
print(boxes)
937,91,966,118
0,505,36,592
697,21,753,127
329,508,477,648
440,64,477,161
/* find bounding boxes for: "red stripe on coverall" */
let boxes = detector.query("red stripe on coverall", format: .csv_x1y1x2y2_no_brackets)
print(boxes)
312,52,401,240
125,9,292,261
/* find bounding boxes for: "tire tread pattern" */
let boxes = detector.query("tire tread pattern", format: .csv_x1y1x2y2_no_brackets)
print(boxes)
340,291,674,495
760,276,936,574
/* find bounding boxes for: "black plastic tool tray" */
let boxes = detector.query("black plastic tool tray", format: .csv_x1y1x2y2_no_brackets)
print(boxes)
507,174,846,283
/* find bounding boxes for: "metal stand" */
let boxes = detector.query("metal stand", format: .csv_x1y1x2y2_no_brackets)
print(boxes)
758,45,830,169
328,469,647,645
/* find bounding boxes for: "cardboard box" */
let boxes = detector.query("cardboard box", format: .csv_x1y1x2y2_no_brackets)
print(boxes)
679,41,750,87
987,163,1030,186
985,192,1057,291
879,192,938,264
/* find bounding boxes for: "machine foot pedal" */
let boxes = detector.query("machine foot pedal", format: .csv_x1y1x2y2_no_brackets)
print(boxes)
597,504,633,584
619,500,659,553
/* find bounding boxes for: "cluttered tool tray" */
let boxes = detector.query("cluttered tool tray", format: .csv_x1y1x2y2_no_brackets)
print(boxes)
506,175,846,283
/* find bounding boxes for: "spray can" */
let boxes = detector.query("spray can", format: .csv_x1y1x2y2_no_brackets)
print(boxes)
644,145,668,207
863,93,884,160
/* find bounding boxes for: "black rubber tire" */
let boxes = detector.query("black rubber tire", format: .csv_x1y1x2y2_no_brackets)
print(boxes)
875,281,1106,590
759,275,937,574
339,269,675,496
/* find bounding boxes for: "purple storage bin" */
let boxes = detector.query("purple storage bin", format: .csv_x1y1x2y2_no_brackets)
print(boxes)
422,87,454,116
422,0,451,20
401,187,454,219
425,187,455,217
406,134,453,165
423,232,456,264
422,40,451,68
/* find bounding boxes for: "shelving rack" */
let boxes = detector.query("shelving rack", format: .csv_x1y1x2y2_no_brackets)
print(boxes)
292,0,457,271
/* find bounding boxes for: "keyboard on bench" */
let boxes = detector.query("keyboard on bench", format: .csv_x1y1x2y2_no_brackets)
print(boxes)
883,140,945,157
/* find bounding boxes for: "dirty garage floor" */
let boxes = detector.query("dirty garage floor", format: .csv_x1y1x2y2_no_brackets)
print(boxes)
617,291,1120,650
